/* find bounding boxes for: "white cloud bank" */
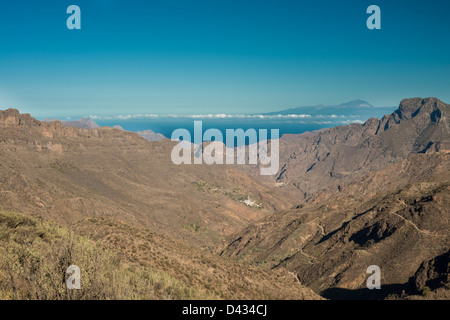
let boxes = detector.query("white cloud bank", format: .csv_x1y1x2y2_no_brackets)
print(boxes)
88,113,354,120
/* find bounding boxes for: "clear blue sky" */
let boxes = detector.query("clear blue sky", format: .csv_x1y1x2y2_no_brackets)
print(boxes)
0,0,449,117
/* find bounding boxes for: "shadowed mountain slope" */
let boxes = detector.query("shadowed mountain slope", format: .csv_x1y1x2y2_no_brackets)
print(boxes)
406,250,450,299
221,152,450,299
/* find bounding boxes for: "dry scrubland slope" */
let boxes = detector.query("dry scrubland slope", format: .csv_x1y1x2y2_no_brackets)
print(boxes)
0,210,319,299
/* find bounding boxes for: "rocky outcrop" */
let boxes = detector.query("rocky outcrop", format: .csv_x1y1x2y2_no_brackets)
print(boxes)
410,250,450,293
137,129,166,141
42,118,101,129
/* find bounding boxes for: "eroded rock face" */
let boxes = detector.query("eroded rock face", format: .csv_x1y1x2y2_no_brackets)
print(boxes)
410,250,450,293
0,108,41,128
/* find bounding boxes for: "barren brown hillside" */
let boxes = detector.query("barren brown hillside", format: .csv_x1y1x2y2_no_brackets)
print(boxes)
0,109,320,299
0,108,296,247
221,154,450,299
0,97,448,300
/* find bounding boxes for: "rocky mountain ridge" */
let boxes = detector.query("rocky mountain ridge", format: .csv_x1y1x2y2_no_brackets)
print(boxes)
273,97,450,201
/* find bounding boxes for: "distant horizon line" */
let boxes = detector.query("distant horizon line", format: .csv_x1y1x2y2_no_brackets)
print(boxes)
10,97,449,120
32,99,398,120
